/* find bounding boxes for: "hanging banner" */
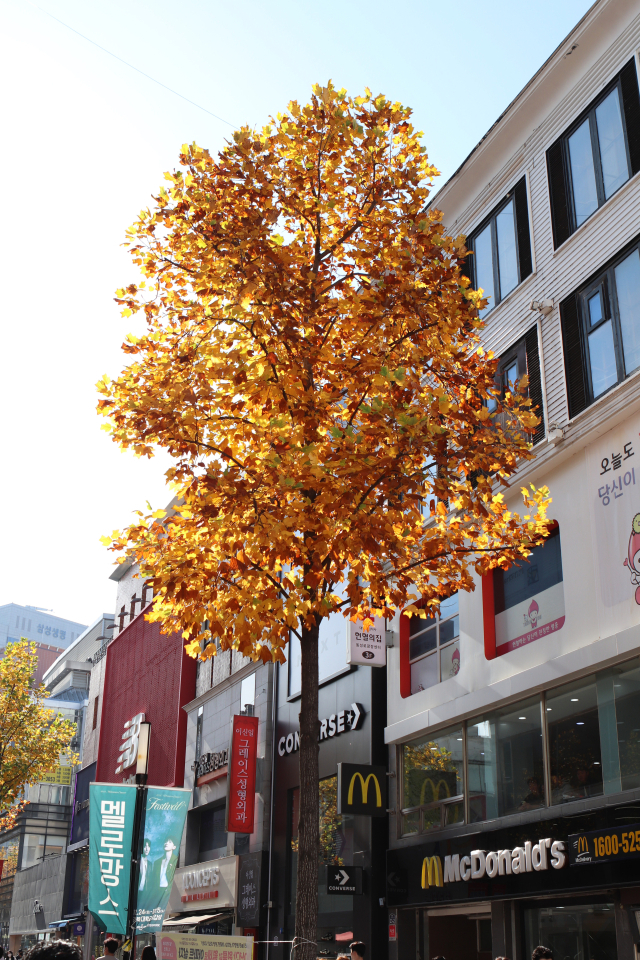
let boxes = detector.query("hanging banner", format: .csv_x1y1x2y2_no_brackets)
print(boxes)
89,783,136,934
347,616,386,666
157,933,253,960
135,786,190,934
227,715,259,833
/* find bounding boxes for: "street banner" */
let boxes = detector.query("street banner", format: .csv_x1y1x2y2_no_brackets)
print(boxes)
135,786,190,933
88,782,136,934
157,933,253,960
227,715,259,833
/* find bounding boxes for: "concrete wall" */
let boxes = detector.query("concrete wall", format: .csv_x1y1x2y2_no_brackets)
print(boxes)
9,855,67,936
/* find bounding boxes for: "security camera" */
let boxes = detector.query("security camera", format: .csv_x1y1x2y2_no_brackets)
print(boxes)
531,299,554,315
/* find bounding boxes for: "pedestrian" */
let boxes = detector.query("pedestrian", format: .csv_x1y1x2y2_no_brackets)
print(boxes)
531,948,553,960
350,943,366,960
24,942,82,960
140,948,156,960
103,939,120,959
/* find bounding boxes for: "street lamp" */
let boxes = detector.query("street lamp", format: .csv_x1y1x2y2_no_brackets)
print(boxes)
127,722,151,954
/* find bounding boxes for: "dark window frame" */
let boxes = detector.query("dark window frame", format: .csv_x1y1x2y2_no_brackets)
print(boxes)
465,176,533,315
548,59,640,248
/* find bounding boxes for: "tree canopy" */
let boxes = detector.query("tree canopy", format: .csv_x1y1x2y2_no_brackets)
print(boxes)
0,639,77,832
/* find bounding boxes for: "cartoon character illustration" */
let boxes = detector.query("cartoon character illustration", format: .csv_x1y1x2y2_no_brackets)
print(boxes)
450,646,460,676
524,599,540,629
624,513,640,604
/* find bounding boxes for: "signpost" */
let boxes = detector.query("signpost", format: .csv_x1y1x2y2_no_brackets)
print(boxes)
326,865,362,895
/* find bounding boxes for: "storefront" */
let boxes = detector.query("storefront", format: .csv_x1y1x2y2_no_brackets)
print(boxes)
386,800,640,960
164,855,238,934
269,630,388,960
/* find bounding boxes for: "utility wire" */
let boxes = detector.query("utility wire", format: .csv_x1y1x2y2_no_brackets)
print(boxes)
27,1,237,129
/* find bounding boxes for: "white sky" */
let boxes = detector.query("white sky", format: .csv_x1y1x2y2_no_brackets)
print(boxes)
0,0,593,625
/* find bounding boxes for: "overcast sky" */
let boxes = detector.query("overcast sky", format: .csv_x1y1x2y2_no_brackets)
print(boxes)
0,0,594,625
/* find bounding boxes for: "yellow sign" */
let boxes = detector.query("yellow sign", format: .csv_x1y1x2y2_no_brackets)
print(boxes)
421,856,443,889
577,836,588,854
348,772,382,808
419,777,454,806
157,933,253,960
40,766,73,786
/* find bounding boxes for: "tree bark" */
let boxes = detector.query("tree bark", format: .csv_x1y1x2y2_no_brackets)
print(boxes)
294,619,319,960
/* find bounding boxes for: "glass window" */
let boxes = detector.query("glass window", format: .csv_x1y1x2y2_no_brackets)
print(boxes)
524,904,617,960
401,727,464,835
408,594,459,694
21,835,46,869
495,200,519,298
240,673,256,716
614,249,640,376
611,657,640,791
469,186,528,317
474,224,495,318
546,677,603,803
596,88,629,199
198,802,226,861
467,697,544,822
568,119,599,226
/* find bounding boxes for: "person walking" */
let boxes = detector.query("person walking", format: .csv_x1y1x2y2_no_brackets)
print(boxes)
531,948,553,960
24,942,82,960
140,948,156,960
350,943,365,960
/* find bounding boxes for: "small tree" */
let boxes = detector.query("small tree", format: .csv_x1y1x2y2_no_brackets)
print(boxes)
0,640,77,832
99,83,550,960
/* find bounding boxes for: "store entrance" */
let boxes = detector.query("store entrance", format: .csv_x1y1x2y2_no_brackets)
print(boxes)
424,906,492,960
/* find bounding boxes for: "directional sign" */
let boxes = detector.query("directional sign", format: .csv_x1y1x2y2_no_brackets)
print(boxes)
327,865,362,895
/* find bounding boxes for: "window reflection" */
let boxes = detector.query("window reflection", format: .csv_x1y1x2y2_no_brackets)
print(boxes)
467,697,544,822
547,678,603,803
401,728,463,835
568,119,599,226
595,88,629,199
495,199,518,299
611,658,640,790
615,249,640,377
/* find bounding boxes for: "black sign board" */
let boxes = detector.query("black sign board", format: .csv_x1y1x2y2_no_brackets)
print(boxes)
569,823,640,865
327,865,363,895
337,762,387,817
237,852,262,926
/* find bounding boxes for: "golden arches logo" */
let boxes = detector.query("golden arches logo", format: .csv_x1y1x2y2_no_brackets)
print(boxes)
419,778,453,806
421,856,443,889
577,836,589,854
347,772,382,807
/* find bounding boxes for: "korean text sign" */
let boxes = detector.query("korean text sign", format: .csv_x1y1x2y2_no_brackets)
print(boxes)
227,715,259,833
135,786,190,934
157,933,253,960
88,783,136,934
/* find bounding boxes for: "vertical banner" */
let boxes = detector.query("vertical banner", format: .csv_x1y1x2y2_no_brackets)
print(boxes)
135,786,190,933
89,783,136,934
227,715,259,833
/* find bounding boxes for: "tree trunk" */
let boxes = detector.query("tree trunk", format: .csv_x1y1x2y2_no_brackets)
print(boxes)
294,619,319,960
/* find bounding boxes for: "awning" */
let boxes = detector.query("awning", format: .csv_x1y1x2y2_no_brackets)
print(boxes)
48,921,69,929
163,913,229,926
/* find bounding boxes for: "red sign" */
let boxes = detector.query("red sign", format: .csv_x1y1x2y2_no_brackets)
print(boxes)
227,714,259,833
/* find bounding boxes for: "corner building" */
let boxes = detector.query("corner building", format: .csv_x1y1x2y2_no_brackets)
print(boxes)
385,3,640,959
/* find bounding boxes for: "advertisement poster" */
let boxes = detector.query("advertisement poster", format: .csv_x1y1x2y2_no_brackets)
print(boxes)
588,413,640,637
88,783,136,934
135,786,190,934
347,616,386,666
157,933,253,960
227,715,259,834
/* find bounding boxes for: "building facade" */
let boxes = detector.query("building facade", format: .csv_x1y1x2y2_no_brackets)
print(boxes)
385,3,640,959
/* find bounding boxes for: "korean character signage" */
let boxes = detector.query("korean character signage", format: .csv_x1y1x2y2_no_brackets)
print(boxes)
236,853,262,926
88,783,136,934
227,715,259,834
347,616,386,666
135,786,190,933
157,933,253,960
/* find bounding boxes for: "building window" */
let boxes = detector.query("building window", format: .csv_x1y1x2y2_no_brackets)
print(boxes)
485,327,545,444
400,727,464,835
561,238,640,416
197,801,226,861
524,904,617,960
484,524,564,658
195,705,204,763
546,676,603,803
547,59,640,248
465,177,533,316
405,594,460,695
92,696,99,731
240,674,256,716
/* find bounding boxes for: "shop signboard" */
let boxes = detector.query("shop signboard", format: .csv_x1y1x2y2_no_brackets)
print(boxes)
88,782,136,934
135,786,190,934
167,855,238,915
337,762,387,817
227,715,259,834
327,865,362,895
157,933,253,960
347,616,386,666
41,765,74,785
568,823,640,865
237,853,262,927
277,703,363,756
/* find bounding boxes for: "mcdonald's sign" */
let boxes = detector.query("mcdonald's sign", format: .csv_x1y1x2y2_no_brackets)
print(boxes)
337,762,387,817
421,856,443,889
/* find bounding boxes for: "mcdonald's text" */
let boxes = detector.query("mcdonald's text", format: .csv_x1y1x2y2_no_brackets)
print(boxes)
420,839,566,888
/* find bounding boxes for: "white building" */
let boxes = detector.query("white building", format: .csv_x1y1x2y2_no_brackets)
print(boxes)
385,3,640,960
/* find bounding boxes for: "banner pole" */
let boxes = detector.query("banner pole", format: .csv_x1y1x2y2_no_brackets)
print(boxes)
127,772,148,958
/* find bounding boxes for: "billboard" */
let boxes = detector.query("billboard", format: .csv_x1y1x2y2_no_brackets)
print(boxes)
157,933,253,960
135,786,190,933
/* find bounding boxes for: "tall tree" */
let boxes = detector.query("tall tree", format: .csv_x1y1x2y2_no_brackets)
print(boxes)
99,83,550,960
0,639,77,832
